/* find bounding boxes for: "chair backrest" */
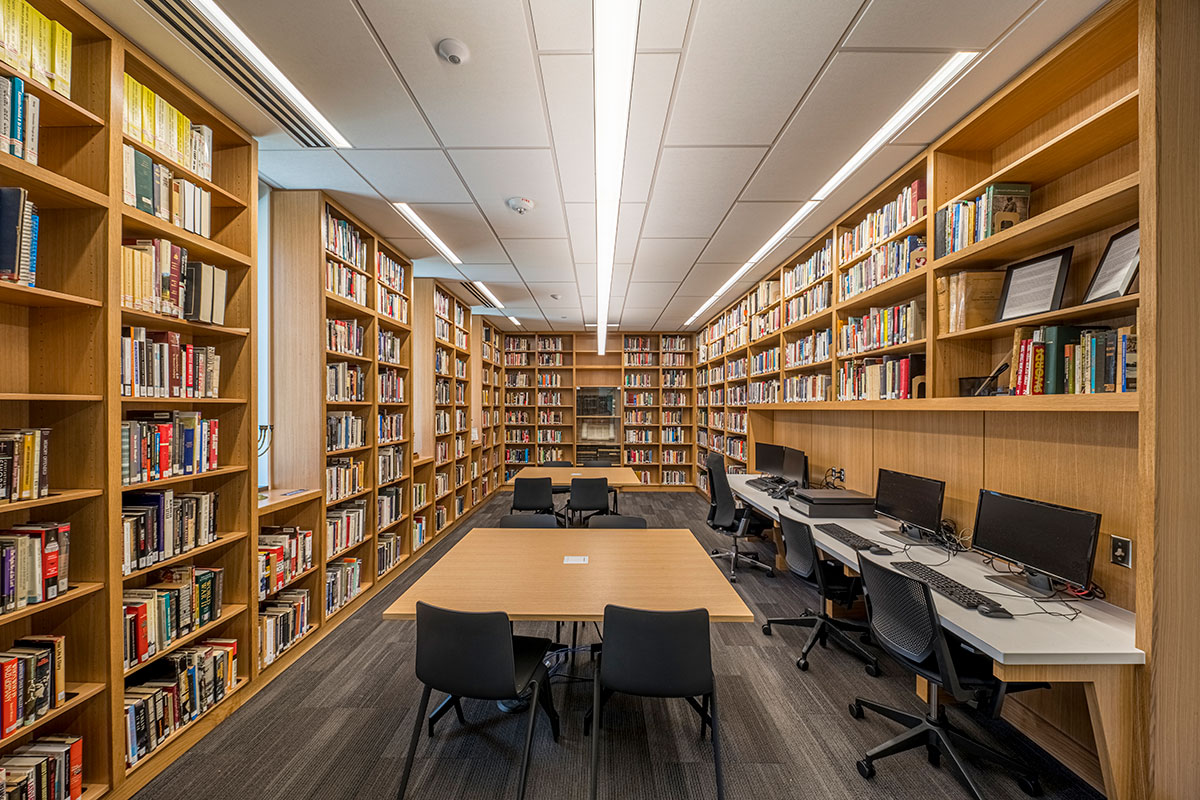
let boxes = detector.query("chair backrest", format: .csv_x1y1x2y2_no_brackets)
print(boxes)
600,605,713,698
499,513,559,528
589,515,648,529
705,452,736,530
542,460,572,467
512,477,554,511
779,515,819,583
580,459,613,467
415,602,519,699
569,477,610,512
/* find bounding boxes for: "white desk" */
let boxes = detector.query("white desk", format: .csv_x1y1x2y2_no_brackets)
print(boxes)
728,473,1143,799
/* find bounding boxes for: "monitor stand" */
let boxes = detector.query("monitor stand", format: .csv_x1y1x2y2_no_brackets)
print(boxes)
880,521,937,547
985,570,1055,599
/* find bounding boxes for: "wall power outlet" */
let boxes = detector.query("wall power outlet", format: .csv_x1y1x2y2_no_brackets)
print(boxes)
1110,534,1132,568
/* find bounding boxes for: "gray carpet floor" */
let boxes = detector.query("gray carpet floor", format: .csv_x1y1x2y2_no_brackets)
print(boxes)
133,491,1103,800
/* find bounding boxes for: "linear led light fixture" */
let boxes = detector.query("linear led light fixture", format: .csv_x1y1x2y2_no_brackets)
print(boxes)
393,203,462,265
472,281,504,309
593,0,640,355
507,315,521,326
184,0,351,148
684,51,978,327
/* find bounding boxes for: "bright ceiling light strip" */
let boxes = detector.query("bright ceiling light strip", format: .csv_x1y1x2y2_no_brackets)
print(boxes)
508,315,521,326
472,281,504,309
185,0,351,148
393,203,462,265
684,51,978,328
593,0,640,355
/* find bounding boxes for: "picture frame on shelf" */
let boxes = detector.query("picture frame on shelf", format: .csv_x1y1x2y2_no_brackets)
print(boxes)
1082,224,1140,303
995,247,1073,322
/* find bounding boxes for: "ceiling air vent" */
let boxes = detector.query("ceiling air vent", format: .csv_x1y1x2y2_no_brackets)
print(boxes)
459,281,497,309
140,0,332,147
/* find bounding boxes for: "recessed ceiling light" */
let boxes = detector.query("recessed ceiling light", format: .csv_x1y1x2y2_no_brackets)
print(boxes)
507,315,521,326
393,203,462,265
472,281,504,309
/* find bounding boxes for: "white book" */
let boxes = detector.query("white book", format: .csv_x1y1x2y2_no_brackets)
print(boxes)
21,92,36,165
0,79,10,154
122,144,136,206
210,266,227,326
200,188,211,238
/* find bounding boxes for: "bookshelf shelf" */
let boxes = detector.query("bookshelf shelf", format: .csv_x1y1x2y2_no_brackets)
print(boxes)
938,294,1140,342
0,392,102,402
123,605,248,678
123,678,250,778
119,308,249,337
119,464,247,491
120,397,246,407
0,488,103,512
0,153,109,208
0,582,103,625
838,338,927,360
257,488,323,514
754,393,1137,413
837,266,929,313
122,531,248,581
323,291,372,316
0,282,103,308
121,207,252,268
325,349,371,364
267,565,319,596
0,682,106,748
0,58,104,126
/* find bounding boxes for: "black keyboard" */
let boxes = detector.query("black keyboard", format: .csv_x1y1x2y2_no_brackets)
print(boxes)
893,562,992,609
815,523,875,550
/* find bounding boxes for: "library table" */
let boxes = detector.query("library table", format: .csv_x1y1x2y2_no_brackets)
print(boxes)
504,465,644,488
382,528,754,623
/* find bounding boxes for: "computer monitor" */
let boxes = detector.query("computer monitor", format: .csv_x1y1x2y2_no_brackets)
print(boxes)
782,447,808,489
755,443,784,477
971,489,1101,597
874,469,945,543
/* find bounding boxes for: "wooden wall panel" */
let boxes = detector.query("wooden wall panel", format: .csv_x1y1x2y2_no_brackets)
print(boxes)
873,411,984,529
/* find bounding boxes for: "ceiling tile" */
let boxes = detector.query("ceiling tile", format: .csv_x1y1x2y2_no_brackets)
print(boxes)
638,0,693,50
564,203,595,261
677,262,740,296
527,282,582,309
623,283,679,308
666,0,859,146
622,53,679,203
540,54,595,203
455,264,522,282
448,149,566,238
486,283,535,306
412,260,464,279
502,239,575,281
742,51,950,201
340,150,471,203
259,150,377,195
698,201,804,263
360,0,549,147
807,144,926,225
407,203,508,262
327,192,420,239
631,238,708,282
529,0,592,51
640,147,766,238
388,238,439,260
576,264,597,296
847,0,1035,49
615,203,645,263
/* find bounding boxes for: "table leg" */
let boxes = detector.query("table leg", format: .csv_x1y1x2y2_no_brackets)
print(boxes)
769,522,787,572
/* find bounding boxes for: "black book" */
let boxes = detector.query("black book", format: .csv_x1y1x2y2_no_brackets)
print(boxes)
1103,330,1118,393
10,648,50,718
0,187,27,281
0,434,14,502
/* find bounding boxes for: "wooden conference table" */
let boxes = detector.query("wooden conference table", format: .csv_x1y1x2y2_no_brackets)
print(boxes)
727,473,1143,800
504,465,644,489
383,528,753,623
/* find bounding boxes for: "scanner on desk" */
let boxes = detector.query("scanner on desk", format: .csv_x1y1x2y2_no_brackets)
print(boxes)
788,487,876,519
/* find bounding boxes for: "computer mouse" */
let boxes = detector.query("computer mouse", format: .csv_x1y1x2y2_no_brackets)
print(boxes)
977,604,1013,619
869,546,892,556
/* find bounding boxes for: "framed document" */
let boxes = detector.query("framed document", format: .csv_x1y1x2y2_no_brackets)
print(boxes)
995,247,1073,322
1083,224,1140,303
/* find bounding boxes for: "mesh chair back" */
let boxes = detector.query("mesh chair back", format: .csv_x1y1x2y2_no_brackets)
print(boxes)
580,459,614,467
857,556,940,667
779,515,818,581
589,515,648,529
600,605,713,697
569,477,611,513
512,477,554,512
543,460,572,467
415,602,519,699
499,514,559,528
705,452,736,530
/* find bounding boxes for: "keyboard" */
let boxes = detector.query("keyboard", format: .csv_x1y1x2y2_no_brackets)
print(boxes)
747,477,783,491
893,562,993,609
815,523,875,550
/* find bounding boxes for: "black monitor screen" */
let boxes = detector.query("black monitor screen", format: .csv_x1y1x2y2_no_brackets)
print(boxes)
782,448,808,486
971,490,1100,588
755,444,784,476
875,469,945,534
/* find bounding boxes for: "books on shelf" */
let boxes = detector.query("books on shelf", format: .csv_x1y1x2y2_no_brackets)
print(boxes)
784,239,833,296
785,329,832,368
376,250,405,293
325,457,365,503
378,410,404,444
325,411,365,453
260,589,310,667
0,522,68,612
0,427,49,502
1009,323,1137,395
123,74,213,179
122,491,216,575
323,207,367,269
838,354,926,401
783,372,831,403
122,144,212,237
326,558,362,615
325,259,368,307
122,565,225,669
0,77,39,165
838,179,926,262
121,240,229,324
935,183,1030,258
0,186,38,286
326,318,364,356
120,410,219,485
326,362,366,402
3,732,83,800
121,327,221,398
837,298,925,356
258,527,314,599
939,270,1005,333
0,3,73,99
379,367,404,404
841,235,926,300
325,500,366,556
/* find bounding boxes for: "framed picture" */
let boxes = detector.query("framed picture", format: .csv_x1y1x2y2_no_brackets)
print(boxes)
1083,224,1140,303
995,247,1073,322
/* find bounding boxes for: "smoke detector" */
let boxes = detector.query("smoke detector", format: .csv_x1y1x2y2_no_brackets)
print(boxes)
437,38,470,65
506,196,535,215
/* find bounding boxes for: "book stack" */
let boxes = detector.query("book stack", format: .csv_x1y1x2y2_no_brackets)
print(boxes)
0,428,49,503
325,558,362,615
938,270,1006,333
0,523,68,612
1,732,82,800
0,186,38,286
123,640,237,768
325,457,365,503
258,527,314,599
121,491,217,575
120,411,219,485
934,183,1030,258
838,355,926,401
1008,324,1137,395
121,145,212,237
837,299,925,356
325,411,365,452
122,566,225,669
259,589,310,667
121,327,221,398
325,500,366,557
120,240,228,323
122,74,213,179
0,632,65,729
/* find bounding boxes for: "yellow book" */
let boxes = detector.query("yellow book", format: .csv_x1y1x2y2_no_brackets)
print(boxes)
49,20,69,97
19,431,33,500
176,110,189,167
126,74,141,141
30,7,49,86
15,0,30,76
140,85,155,147
0,1,8,69
0,0,17,69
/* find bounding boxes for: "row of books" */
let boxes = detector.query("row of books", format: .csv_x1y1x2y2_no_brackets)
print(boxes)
325,457,365,503
326,410,365,453
326,558,362,616
258,526,314,600
122,145,213,238
783,373,832,403
662,449,690,465
748,280,780,314
326,501,366,558
840,235,926,300
120,327,221,399
934,182,1030,258
119,411,219,486
1,2,72,96
837,299,925,356
725,358,747,380
622,373,653,388
625,430,654,443
1009,324,1137,395
622,336,653,352
326,318,364,356
0,186,36,286
535,429,565,443
661,335,690,352
124,642,237,768
1,733,82,800
122,565,225,669
838,178,926,262
537,353,565,366
433,288,452,321
751,306,781,340
326,362,365,403
379,329,404,364
377,250,406,293
0,428,48,503
378,533,402,576
783,279,831,326
838,355,926,401
625,448,655,464
749,348,779,376
121,491,217,575
121,240,229,325
748,379,779,405
259,589,310,668
785,328,832,368
378,486,402,530
380,410,404,444
0,77,38,166
0,522,68,611
624,353,657,366
326,259,367,306
378,285,408,323
536,336,565,351
380,369,404,403
123,73,213,179
323,207,367,269
378,444,403,485
784,239,833,297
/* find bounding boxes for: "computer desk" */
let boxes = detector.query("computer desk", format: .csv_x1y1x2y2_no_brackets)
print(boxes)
728,473,1143,800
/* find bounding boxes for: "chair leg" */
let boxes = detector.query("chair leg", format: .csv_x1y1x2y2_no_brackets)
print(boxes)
709,687,725,800
701,694,710,740
535,672,560,742
427,693,462,736
517,680,540,800
583,688,614,735
943,726,1038,780
826,623,880,673
683,696,711,740
397,684,432,799
864,722,931,761
589,675,602,800
932,729,986,800
853,697,924,729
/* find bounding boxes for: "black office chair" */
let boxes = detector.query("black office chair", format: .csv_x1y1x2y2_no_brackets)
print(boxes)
762,515,879,674
588,515,648,529
705,452,772,582
848,556,1046,799
499,514,560,528
588,605,723,800
567,477,611,526
511,477,555,515
397,602,561,800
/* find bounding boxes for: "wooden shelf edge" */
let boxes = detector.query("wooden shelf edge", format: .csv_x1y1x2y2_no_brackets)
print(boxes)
257,488,322,514
122,532,248,581
121,465,248,492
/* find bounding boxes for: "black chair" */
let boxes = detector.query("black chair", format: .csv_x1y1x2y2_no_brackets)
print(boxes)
848,556,1046,799
397,602,561,800
543,460,573,504
588,515,648,529
567,477,611,526
511,476,555,515
705,452,772,582
499,514,559,528
762,515,879,674
588,605,723,800
579,459,613,467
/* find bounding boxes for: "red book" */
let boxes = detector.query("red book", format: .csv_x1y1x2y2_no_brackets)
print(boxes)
899,357,910,399
209,419,219,469
38,734,82,799
126,602,149,661
185,343,194,397
156,422,172,478
169,243,182,314
0,654,19,736
1030,343,1046,395
1015,340,1029,395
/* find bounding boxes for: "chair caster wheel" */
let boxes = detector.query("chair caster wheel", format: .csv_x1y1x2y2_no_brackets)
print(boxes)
864,663,880,677
856,759,875,779
761,623,772,636
927,746,940,767
710,548,719,554
848,702,864,719
1017,776,1042,797
729,576,737,583
796,658,809,671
